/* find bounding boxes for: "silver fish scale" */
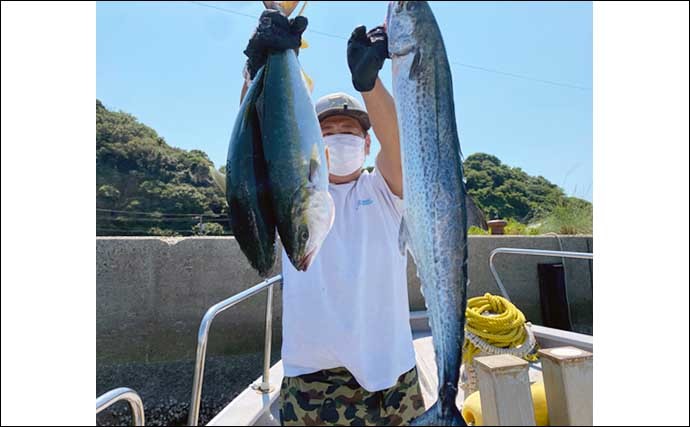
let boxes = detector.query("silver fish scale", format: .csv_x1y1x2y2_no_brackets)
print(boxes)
393,45,468,403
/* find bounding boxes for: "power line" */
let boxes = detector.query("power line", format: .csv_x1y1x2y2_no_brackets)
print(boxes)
96,224,229,233
449,61,591,91
99,215,228,223
97,223,198,231
188,1,258,20
97,226,232,236
188,0,348,40
188,1,591,91
96,226,195,234
97,211,228,221
96,208,225,218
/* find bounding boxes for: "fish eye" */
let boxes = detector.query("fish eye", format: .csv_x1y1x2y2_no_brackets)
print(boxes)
299,226,309,243
406,1,417,11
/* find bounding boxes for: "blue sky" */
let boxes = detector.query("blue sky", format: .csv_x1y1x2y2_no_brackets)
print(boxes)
97,1,592,201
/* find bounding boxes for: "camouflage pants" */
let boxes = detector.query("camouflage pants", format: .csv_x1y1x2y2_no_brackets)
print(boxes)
279,366,425,426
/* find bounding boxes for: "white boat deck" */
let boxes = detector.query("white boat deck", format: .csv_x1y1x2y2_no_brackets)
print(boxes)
208,316,592,426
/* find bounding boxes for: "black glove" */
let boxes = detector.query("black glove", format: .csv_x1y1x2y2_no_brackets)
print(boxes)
347,25,389,92
244,10,308,80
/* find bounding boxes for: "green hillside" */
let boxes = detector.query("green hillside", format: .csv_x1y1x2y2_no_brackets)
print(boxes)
96,100,591,236
96,100,227,236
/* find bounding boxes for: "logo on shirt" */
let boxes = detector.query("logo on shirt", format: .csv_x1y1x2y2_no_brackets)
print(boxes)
356,198,374,210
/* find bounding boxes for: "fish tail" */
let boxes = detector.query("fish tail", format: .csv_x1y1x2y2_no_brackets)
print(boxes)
410,400,466,426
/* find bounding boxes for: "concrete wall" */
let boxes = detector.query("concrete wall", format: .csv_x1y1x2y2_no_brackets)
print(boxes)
97,236,592,364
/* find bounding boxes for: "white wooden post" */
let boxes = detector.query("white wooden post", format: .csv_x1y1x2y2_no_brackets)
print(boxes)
538,346,593,426
474,354,536,426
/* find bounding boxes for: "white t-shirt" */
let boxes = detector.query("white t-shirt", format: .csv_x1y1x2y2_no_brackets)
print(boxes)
280,168,416,392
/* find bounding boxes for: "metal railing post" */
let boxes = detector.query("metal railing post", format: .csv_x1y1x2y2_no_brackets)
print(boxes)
187,274,282,426
260,284,274,392
489,248,593,301
96,387,145,426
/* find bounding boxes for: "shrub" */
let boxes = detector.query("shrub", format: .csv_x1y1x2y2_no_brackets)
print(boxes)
148,227,180,236
468,226,489,235
192,222,226,236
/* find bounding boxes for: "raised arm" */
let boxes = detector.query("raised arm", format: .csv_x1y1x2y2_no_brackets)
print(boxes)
347,25,402,197
362,78,402,197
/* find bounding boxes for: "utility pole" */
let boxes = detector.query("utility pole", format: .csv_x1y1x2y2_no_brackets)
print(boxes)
196,215,205,235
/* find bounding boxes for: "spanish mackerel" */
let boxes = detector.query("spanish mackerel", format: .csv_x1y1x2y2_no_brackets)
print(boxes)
387,1,468,425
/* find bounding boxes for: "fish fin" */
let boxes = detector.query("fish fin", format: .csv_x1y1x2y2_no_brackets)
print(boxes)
410,400,466,426
398,216,414,260
296,0,308,17
301,68,314,93
308,143,321,184
409,47,423,80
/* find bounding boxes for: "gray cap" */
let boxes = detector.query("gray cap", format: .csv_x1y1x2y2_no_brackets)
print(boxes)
315,92,371,131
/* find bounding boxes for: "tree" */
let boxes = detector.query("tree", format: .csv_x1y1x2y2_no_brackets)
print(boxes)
97,185,120,203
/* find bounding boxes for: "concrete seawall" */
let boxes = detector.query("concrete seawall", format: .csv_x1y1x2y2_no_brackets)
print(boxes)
97,236,592,364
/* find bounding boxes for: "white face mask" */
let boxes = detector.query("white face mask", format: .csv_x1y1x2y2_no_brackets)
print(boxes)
323,134,366,176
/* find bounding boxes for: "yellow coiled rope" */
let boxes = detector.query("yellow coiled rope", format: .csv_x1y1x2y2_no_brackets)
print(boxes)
460,294,544,425
463,293,539,365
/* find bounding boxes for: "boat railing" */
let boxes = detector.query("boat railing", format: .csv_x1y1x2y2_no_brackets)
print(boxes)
489,247,593,301
96,387,145,426
188,274,283,426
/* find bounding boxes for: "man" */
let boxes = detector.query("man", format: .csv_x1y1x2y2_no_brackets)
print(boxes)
241,11,424,426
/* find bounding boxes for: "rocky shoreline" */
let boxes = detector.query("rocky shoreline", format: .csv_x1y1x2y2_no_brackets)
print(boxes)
96,350,281,426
